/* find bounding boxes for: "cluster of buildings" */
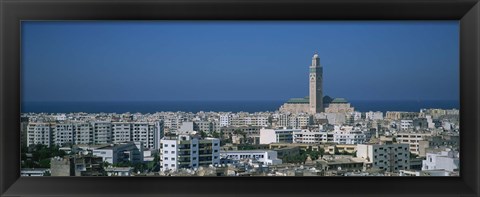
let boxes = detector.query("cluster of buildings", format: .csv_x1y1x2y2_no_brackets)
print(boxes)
21,53,460,176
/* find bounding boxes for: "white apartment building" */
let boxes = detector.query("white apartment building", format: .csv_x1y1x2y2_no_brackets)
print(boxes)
400,120,414,130
113,121,164,149
277,114,290,128
160,135,220,172
219,114,230,127
53,123,75,146
351,111,362,121
289,115,310,129
259,128,299,144
365,111,383,121
195,121,212,133
92,141,144,164
292,129,328,144
357,143,410,172
92,121,112,144
422,149,459,172
220,150,282,165
230,116,269,127
27,122,52,147
132,122,150,148
396,133,432,155
112,122,131,144
74,123,93,145
164,117,182,133
332,125,366,145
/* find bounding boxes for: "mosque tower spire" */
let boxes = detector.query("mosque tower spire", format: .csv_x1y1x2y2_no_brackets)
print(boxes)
309,51,324,114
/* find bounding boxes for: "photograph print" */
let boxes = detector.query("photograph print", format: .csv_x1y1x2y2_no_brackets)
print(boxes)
20,21,460,177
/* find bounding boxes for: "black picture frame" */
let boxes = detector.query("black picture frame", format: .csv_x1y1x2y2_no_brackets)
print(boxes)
1,0,479,196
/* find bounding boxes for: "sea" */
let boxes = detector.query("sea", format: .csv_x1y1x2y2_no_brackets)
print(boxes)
21,100,460,114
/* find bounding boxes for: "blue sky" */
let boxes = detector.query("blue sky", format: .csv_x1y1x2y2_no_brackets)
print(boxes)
21,21,459,102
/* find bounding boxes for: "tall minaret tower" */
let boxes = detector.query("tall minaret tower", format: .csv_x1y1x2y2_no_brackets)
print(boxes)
309,52,323,114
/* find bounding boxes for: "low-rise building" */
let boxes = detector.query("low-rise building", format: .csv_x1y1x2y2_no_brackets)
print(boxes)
422,149,459,172
219,150,282,165
50,154,105,176
21,168,50,176
92,142,144,164
332,125,366,145
356,143,410,172
259,128,298,144
396,132,431,155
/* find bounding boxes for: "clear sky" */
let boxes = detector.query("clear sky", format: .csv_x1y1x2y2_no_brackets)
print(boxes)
21,21,459,102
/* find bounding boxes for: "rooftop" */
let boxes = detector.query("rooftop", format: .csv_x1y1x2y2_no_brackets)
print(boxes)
286,96,310,104
331,98,348,103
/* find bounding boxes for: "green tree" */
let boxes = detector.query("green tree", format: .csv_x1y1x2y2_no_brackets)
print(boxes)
200,130,207,138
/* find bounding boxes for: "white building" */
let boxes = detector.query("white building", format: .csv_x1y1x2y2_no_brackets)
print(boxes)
356,143,410,172
400,120,414,130
332,125,366,145
352,111,362,121
112,122,132,144
21,168,50,176
365,111,383,121
112,121,163,149
220,150,282,165
92,141,144,164
74,123,93,145
292,129,329,144
220,114,230,127
27,122,52,147
53,123,75,146
422,149,459,172
160,135,220,172
259,128,298,144
92,121,112,144
289,115,310,129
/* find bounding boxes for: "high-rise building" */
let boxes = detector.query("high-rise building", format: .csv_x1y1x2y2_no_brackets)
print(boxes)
27,122,53,147
309,52,323,114
160,135,220,172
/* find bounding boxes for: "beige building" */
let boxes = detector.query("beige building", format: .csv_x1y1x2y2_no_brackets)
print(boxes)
396,132,432,155
324,98,354,113
385,111,419,120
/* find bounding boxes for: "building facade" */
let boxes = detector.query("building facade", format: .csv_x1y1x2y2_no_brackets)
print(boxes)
259,128,299,144
219,150,282,165
160,135,220,172
356,143,410,172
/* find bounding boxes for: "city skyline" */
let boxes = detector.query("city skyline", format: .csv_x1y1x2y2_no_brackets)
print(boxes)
22,21,459,102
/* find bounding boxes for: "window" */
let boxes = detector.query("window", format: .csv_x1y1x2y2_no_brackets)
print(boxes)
164,151,168,154
214,150,218,153
164,144,168,147
171,144,175,147
171,164,175,167
171,151,175,154
165,157,168,160
171,158,175,161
